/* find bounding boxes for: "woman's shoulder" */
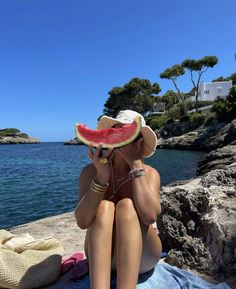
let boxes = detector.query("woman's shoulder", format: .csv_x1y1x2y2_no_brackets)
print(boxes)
143,164,160,178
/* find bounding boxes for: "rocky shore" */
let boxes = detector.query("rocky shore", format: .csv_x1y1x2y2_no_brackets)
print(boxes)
0,136,40,144
157,119,236,151
64,138,83,145
7,120,236,288
0,128,40,144
151,119,236,288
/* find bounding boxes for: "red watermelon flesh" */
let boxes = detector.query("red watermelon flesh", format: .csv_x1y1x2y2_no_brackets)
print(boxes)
75,116,142,148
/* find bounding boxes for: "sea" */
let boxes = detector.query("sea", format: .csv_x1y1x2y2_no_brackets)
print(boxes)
0,143,204,229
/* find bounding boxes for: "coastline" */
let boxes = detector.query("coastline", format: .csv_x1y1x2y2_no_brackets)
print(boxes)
8,211,220,287
5,120,236,288
0,136,40,144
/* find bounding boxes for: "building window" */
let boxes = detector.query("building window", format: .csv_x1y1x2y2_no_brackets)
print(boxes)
218,88,222,94
204,90,209,94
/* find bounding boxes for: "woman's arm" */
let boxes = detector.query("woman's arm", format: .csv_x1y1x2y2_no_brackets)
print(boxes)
131,160,161,225
75,144,113,229
75,165,105,229
117,139,161,225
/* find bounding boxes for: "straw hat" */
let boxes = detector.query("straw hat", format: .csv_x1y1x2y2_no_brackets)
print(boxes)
97,110,157,158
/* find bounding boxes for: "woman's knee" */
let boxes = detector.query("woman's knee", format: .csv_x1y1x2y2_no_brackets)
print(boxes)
115,198,138,221
94,200,115,225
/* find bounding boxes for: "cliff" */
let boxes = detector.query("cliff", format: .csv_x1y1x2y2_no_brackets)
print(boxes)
157,119,236,151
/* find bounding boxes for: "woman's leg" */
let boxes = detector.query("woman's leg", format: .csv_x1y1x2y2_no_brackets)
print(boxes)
115,198,142,289
84,200,115,289
138,224,162,274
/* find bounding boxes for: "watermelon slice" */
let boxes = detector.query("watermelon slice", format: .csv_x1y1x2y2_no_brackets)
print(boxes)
75,116,142,148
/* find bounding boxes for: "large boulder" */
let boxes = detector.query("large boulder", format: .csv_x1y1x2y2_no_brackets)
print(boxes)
197,145,236,175
160,121,196,138
158,168,236,281
157,119,236,151
201,119,236,151
157,131,201,150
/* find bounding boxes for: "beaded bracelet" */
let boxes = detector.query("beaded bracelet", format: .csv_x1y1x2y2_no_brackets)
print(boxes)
90,178,109,195
129,168,146,178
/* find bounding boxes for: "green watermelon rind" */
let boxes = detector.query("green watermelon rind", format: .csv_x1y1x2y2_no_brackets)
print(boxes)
75,116,142,148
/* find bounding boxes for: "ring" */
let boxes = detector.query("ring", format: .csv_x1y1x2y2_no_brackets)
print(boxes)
100,157,108,165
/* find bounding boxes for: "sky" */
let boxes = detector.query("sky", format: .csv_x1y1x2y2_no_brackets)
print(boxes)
0,0,235,142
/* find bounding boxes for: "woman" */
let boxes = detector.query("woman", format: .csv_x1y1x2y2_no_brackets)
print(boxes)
75,110,162,289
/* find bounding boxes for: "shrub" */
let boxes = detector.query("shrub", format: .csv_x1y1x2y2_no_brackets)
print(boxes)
19,133,29,138
0,128,20,137
167,105,181,119
227,85,236,103
189,112,206,127
145,114,162,125
186,100,214,111
150,119,162,130
180,115,190,123
165,118,174,124
203,112,217,127
149,114,168,130
212,86,236,122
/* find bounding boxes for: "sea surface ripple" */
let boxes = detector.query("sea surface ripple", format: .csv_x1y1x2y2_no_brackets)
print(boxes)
0,143,203,229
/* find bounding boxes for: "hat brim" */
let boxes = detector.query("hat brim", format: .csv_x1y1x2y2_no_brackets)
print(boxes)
97,116,157,158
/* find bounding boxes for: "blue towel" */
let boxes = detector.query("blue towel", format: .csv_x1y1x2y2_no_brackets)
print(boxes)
59,263,231,289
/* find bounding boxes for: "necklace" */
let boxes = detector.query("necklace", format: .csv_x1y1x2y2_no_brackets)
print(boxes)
108,160,133,200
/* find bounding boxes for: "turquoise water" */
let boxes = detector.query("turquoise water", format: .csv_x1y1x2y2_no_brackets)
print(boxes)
0,143,203,229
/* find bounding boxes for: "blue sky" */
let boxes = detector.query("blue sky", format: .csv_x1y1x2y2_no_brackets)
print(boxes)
0,0,235,141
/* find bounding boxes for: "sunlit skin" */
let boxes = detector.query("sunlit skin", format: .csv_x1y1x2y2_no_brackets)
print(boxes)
75,123,162,289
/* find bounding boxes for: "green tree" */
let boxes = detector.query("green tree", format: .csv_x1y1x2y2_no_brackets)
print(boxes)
229,72,236,85
160,64,188,116
212,85,236,122
0,128,20,137
103,78,161,117
182,56,218,112
161,90,178,111
212,76,229,82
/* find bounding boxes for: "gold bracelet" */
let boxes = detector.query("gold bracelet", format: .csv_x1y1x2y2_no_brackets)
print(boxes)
90,186,105,195
92,178,109,190
90,178,108,194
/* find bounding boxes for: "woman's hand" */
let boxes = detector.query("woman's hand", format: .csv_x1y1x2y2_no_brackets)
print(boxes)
88,143,114,184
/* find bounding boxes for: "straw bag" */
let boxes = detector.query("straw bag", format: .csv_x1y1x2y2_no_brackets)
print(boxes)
0,230,64,289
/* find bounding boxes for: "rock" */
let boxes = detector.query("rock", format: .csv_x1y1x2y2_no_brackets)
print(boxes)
64,138,84,145
160,121,197,138
9,211,87,258
157,131,201,150
157,168,236,281
197,145,236,175
0,136,40,144
201,119,236,151
157,119,236,151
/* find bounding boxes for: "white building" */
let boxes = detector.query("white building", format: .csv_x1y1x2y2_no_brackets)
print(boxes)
190,80,232,101
151,102,166,115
